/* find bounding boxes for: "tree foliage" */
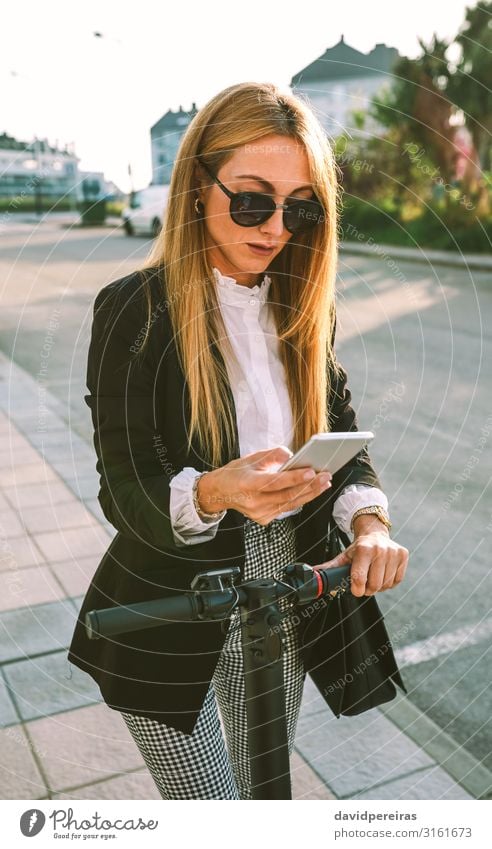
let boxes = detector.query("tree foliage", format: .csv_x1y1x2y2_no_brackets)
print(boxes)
446,1,492,172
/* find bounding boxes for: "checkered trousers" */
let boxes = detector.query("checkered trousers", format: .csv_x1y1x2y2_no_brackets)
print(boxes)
120,515,306,800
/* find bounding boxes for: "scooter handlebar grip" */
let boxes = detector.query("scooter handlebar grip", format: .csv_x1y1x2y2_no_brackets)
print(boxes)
318,563,352,595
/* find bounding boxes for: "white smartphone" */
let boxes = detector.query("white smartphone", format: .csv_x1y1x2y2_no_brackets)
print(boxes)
277,431,374,474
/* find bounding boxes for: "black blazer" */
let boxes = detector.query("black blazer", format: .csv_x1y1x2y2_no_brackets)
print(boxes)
67,265,384,734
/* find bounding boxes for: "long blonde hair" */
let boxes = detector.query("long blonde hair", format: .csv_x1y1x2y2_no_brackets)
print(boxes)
137,81,343,469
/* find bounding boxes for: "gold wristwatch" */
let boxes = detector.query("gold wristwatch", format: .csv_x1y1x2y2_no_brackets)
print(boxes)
350,505,392,533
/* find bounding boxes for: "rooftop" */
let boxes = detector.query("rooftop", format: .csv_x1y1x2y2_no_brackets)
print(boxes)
290,35,401,85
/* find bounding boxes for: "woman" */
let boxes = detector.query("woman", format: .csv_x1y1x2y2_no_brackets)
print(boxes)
68,81,409,800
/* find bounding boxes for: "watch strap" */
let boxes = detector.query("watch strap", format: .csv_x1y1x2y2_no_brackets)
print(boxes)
350,505,392,533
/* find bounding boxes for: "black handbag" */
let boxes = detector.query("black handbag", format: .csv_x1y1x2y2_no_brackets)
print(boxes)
299,522,408,717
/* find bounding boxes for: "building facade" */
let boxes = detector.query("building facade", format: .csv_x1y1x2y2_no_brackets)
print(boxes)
0,133,80,205
150,103,198,185
290,35,401,139
148,40,401,188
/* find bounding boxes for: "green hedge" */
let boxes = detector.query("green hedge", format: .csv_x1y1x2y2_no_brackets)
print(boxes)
0,197,124,216
0,196,75,213
341,197,492,253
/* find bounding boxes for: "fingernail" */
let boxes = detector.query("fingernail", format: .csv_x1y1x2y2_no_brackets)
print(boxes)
319,473,331,485
303,470,316,480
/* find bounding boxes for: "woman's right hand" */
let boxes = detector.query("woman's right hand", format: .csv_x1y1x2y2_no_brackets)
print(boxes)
196,446,332,526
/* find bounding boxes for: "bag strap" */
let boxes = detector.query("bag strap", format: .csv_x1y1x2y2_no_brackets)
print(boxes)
326,521,351,559
337,527,352,549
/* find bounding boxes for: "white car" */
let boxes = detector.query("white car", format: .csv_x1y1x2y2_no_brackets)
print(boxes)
122,184,170,237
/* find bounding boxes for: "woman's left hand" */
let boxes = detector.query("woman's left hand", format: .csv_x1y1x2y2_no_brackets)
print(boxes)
313,526,409,597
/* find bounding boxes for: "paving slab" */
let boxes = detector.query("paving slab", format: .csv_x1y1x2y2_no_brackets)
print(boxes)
3,411,67,434
0,672,18,727
2,479,79,510
0,597,77,663
380,691,492,800
0,445,46,466
0,534,45,571
0,508,26,537
302,674,335,718
64,475,102,501
349,765,473,799
47,451,99,472
28,428,79,450
25,703,145,793
4,649,101,721
32,524,111,563
291,749,336,799
0,461,58,488
84,497,112,525
52,769,162,800
37,437,95,465
0,723,48,798
0,563,66,610
50,556,98,598
20,500,101,535
295,704,434,798
70,596,84,614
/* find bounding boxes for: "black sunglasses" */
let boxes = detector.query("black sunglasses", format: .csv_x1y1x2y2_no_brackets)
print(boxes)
196,158,325,235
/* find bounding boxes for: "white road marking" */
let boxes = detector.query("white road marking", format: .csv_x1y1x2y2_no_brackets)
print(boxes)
395,618,492,667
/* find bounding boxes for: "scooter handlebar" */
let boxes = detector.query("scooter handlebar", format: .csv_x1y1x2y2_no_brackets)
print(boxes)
84,562,352,641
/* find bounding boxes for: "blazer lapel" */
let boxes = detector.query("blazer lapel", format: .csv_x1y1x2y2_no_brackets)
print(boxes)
209,338,241,466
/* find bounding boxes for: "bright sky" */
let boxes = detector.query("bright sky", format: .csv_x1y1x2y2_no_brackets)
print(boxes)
2,0,473,193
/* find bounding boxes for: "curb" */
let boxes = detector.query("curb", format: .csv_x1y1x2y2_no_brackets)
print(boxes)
379,694,492,800
3,213,123,230
340,241,492,271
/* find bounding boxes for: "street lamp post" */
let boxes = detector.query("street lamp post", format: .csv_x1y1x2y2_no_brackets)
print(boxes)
33,138,43,217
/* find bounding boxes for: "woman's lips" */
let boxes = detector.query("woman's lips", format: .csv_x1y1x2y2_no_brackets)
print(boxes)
246,243,275,255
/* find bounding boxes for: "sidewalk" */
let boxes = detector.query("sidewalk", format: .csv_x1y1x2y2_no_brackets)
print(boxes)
340,240,492,271
1,211,123,231
0,351,481,800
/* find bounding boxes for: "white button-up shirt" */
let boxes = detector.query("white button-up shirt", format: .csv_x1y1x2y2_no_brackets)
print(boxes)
169,266,388,546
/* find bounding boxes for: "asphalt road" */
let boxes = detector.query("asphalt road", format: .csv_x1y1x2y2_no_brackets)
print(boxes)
1,214,491,772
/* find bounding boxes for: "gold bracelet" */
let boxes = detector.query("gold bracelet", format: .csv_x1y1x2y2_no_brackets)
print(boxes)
350,505,392,533
192,471,224,521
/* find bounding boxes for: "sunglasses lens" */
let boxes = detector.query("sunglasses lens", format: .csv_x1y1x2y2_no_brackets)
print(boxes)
229,190,325,233
230,193,274,227
284,199,325,234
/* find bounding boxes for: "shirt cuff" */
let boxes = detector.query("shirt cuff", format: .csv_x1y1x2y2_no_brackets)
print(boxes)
332,484,389,539
169,467,226,546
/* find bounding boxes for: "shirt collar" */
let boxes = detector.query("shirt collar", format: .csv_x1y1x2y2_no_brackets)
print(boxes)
212,266,272,307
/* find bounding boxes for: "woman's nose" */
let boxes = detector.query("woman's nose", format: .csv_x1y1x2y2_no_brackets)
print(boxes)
259,207,286,237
